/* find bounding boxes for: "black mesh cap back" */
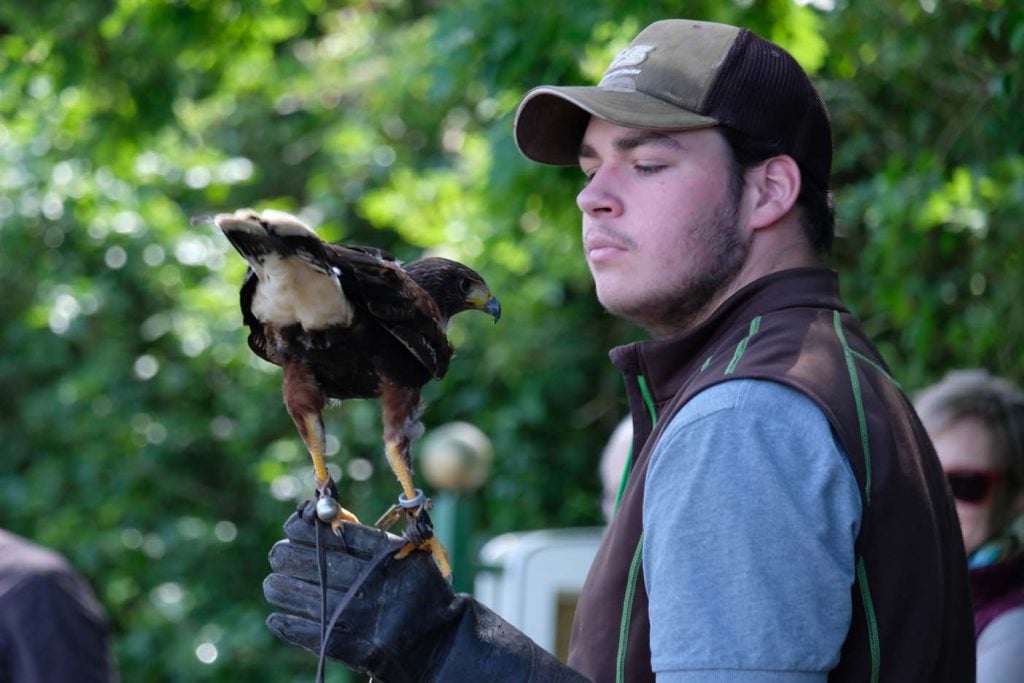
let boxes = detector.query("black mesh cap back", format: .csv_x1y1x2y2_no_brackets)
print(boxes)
702,30,832,191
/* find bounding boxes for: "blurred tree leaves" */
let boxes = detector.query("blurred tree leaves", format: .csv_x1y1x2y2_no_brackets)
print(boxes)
1,0,1022,679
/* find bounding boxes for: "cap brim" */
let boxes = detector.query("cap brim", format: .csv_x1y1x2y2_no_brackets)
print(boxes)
513,86,720,166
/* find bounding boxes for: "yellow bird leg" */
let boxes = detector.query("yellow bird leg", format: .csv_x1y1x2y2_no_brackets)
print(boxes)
303,414,330,486
301,414,359,530
384,440,417,502
382,433,451,578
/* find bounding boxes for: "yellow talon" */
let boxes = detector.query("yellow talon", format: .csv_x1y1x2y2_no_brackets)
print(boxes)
395,537,452,579
424,537,452,579
312,474,357,532
330,507,360,533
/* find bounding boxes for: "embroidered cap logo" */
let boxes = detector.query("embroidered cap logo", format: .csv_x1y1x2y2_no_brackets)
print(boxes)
599,45,655,91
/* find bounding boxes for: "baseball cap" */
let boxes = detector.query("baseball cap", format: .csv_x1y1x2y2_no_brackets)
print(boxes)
513,19,832,191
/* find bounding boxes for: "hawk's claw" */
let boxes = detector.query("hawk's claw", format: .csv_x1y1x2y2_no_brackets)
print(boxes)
375,497,452,580
302,478,359,532
396,536,452,580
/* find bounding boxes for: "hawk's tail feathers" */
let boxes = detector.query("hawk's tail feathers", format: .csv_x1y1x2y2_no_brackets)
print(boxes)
214,209,333,276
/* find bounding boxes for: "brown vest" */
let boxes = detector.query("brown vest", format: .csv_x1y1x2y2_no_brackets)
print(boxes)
568,268,975,682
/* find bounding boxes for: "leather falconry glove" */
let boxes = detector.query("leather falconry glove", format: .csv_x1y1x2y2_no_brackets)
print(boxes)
264,503,590,683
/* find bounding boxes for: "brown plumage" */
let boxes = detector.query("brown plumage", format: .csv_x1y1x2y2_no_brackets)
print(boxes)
213,208,499,569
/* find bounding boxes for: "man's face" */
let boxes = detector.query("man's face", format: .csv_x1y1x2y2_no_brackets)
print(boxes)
576,119,748,337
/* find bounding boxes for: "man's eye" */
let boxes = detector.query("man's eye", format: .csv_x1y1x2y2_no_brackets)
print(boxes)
634,164,666,176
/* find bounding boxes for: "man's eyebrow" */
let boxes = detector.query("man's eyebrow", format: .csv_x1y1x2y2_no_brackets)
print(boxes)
578,131,683,160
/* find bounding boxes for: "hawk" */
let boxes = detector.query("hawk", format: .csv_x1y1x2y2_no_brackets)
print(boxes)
213,208,500,573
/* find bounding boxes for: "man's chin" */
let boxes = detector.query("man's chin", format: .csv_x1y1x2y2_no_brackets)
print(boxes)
597,295,664,336
594,290,636,320
598,292,716,339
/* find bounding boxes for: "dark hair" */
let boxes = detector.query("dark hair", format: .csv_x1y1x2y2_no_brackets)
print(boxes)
720,127,835,256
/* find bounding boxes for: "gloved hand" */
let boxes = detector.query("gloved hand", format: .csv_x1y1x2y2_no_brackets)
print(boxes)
264,503,589,683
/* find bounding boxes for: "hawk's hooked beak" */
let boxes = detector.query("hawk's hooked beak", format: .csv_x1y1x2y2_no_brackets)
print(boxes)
467,287,501,323
483,295,501,323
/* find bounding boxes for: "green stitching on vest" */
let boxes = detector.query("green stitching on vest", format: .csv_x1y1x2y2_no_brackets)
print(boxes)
616,533,645,683
832,311,872,505
850,348,902,389
700,355,713,372
834,310,881,680
636,375,658,426
614,377,658,514
724,315,762,375
857,557,882,683
612,444,633,516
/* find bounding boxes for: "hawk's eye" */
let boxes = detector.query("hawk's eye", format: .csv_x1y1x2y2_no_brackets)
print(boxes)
459,278,473,294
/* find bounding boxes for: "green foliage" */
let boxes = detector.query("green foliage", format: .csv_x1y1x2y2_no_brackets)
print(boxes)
1,0,1022,679
825,0,1024,385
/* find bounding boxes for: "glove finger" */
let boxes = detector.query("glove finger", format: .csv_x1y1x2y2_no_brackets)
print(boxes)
265,612,323,656
265,571,389,624
264,572,335,621
268,538,377,588
266,611,380,673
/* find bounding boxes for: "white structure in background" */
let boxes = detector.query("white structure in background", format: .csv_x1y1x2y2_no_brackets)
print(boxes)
474,527,604,659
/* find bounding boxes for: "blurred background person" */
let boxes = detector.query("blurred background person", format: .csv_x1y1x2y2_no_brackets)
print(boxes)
598,417,632,523
0,529,117,683
915,369,1024,683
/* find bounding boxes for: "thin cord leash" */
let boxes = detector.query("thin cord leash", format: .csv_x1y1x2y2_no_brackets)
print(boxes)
311,518,399,683
309,480,438,683
315,519,328,681
313,518,407,683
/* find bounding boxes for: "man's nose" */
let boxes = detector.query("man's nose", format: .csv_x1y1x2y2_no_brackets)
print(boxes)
577,168,624,218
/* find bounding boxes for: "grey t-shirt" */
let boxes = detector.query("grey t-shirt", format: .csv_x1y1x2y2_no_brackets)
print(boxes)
643,379,862,682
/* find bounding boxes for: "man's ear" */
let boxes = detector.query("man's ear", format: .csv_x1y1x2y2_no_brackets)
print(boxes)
745,155,802,230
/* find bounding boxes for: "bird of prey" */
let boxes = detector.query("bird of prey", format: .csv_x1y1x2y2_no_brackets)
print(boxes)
212,208,500,573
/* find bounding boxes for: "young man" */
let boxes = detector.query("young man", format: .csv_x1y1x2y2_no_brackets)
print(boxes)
263,19,975,682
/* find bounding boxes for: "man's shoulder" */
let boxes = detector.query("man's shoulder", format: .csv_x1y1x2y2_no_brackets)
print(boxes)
689,303,882,411
673,378,829,427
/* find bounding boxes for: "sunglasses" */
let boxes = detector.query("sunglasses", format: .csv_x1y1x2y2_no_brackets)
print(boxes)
945,470,1003,504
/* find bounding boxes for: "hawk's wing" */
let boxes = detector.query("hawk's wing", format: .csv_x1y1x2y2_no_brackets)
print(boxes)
328,244,452,379
222,206,452,382
239,241,402,367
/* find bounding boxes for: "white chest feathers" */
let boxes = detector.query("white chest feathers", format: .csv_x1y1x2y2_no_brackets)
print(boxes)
251,254,354,330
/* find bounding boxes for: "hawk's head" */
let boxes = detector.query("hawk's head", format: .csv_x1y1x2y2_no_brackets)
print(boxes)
404,257,501,323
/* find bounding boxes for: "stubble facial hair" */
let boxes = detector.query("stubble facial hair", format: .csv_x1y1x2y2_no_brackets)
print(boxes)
629,188,749,338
